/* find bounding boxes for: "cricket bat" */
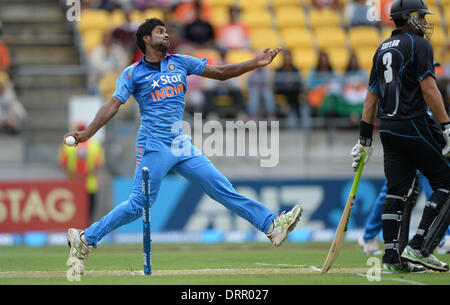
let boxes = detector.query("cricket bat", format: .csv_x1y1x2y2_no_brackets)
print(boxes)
321,150,366,273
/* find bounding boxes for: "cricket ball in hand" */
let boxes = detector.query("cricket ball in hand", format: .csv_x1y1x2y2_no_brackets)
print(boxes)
65,136,76,146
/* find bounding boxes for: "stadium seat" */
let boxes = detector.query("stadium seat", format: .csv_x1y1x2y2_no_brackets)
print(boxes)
292,48,318,75
274,6,306,28
250,28,281,50
354,47,377,72
326,48,350,73
111,10,125,28
445,8,450,29
130,9,144,24
82,30,104,53
203,0,234,7
430,26,446,62
348,26,380,50
210,6,230,27
143,8,165,21
381,26,395,41
309,8,341,29
281,27,314,49
314,27,347,50
426,8,443,28
226,49,255,64
241,9,273,28
78,9,110,33
271,0,302,7
238,0,268,10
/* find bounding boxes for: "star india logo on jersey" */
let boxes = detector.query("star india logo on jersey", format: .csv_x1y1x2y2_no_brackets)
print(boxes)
149,74,184,102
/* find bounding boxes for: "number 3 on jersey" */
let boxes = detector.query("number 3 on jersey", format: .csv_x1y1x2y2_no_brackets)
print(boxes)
383,52,393,83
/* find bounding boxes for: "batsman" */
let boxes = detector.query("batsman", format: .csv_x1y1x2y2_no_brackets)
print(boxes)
351,0,449,273
63,18,302,275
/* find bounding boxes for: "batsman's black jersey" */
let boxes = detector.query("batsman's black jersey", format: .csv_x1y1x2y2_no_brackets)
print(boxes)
368,28,435,120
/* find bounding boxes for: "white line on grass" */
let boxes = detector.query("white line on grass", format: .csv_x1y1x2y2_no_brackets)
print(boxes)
255,262,428,285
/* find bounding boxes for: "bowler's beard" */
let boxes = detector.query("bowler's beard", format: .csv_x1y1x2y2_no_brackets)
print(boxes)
153,41,169,53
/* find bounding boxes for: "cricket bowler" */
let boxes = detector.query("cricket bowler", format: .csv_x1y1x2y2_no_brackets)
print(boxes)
64,18,302,274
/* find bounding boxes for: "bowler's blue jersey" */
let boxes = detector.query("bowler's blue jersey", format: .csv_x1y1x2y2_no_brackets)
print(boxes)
113,53,207,139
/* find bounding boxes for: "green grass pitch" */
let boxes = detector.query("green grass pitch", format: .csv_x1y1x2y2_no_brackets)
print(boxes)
0,242,448,285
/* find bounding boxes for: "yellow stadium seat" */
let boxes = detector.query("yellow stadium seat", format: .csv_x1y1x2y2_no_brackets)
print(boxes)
354,47,377,72
292,48,318,74
82,30,104,53
281,27,314,49
111,10,125,28
143,8,164,21
203,0,234,6
309,8,341,29
238,0,268,10
210,6,230,27
78,9,110,32
426,9,443,27
250,28,282,50
430,26,446,63
241,9,273,28
444,8,450,28
381,26,395,41
275,6,306,28
327,48,350,73
130,9,144,24
348,26,380,50
226,49,255,64
314,27,347,51
271,0,302,7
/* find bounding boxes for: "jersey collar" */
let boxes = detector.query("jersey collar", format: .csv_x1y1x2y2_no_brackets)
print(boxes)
140,53,173,71
391,28,415,37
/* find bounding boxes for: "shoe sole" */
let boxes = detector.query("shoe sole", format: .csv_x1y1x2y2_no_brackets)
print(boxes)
401,254,449,272
275,206,303,247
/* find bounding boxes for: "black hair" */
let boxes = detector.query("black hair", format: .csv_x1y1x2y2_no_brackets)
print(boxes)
136,18,166,54
393,18,407,28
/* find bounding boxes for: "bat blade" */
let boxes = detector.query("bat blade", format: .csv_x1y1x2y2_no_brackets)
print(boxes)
321,194,356,273
321,150,366,273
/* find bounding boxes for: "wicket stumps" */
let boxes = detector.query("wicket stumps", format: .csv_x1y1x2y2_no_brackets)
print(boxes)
142,167,152,275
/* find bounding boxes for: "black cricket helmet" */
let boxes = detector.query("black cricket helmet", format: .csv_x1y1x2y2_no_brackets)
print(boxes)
390,0,434,39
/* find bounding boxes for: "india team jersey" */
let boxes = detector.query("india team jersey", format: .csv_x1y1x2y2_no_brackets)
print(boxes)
113,53,207,139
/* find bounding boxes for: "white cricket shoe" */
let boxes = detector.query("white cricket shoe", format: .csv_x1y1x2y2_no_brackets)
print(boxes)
67,228,91,275
358,235,382,255
266,204,303,247
437,235,450,255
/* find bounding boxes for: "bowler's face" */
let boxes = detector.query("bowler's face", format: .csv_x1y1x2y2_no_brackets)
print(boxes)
151,25,170,51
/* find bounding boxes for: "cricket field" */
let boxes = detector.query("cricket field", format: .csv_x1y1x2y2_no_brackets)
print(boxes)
0,242,448,286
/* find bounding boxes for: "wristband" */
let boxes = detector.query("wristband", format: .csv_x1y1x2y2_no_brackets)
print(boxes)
359,120,374,144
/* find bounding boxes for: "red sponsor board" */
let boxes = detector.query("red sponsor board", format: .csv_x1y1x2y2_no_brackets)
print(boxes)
0,180,88,233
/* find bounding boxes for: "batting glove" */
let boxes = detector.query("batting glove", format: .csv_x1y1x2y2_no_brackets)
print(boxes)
351,138,373,171
441,122,450,158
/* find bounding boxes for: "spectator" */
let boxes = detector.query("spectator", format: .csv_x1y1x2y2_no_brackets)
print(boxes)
274,49,303,121
306,51,336,111
111,8,140,59
184,3,215,48
247,67,277,121
0,72,26,134
312,0,339,10
344,0,377,28
216,6,251,51
203,48,246,119
88,31,129,94
0,21,11,72
58,122,105,224
173,0,213,25
318,52,368,124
